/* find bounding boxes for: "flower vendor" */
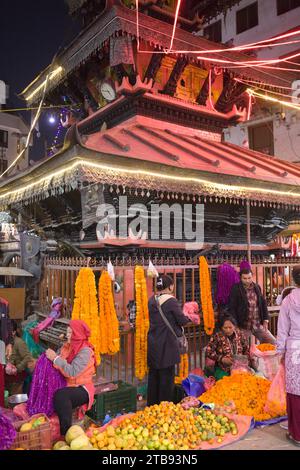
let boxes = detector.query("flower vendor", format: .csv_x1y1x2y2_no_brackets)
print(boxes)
205,316,253,380
228,268,276,345
147,275,189,406
31,297,63,343
277,266,300,447
5,320,35,395
45,319,96,436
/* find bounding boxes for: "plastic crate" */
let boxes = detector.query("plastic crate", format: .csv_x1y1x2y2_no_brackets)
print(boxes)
87,381,137,422
10,414,52,450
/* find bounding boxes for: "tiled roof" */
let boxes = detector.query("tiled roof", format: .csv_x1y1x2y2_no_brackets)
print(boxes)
83,116,300,186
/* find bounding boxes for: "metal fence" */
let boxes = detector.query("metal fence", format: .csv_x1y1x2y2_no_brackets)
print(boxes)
36,256,290,383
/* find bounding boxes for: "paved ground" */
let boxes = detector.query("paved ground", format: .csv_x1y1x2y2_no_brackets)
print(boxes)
222,422,300,450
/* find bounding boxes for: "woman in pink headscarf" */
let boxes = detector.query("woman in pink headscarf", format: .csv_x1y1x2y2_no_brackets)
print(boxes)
45,320,96,435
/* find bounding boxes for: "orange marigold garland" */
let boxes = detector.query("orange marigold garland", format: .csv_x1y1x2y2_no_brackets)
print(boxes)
175,354,189,384
199,256,215,335
98,271,120,355
134,266,149,381
72,267,101,365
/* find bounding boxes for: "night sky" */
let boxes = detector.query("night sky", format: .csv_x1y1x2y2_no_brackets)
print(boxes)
0,0,80,159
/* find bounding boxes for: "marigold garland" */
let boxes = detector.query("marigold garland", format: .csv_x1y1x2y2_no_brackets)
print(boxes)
72,267,101,365
200,372,286,421
134,266,149,381
175,354,189,384
98,271,120,355
199,256,215,336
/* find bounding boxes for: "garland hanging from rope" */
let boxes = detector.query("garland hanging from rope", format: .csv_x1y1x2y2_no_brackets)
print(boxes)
134,266,149,381
98,271,120,355
199,256,215,336
72,267,101,364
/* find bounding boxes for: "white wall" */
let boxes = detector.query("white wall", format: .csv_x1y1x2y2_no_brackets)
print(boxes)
0,113,30,174
224,112,300,163
203,0,300,59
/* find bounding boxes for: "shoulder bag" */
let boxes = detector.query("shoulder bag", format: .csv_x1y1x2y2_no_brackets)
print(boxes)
155,296,188,354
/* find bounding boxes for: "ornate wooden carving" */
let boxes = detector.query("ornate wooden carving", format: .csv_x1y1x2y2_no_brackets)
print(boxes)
144,52,165,83
113,64,136,86
72,72,99,112
196,69,216,106
215,71,247,113
162,57,188,96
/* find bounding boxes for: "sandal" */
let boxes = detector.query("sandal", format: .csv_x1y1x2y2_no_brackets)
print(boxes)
286,433,300,447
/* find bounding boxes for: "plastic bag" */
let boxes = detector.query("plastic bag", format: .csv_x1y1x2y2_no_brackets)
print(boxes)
231,355,252,375
22,321,44,359
182,375,205,397
264,364,287,417
250,344,280,381
183,302,200,325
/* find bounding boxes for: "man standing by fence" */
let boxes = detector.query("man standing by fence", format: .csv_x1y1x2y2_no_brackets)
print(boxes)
228,268,276,345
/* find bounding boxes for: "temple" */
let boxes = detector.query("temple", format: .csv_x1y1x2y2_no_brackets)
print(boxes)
0,0,299,261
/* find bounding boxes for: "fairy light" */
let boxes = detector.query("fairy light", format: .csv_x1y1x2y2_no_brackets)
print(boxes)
247,88,300,111
246,91,253,121
135,0,140,51
234,77,294,91
25,66,63,102
190,29,300,55
0,102,80,114
0,72,52,179
208,69,217,112
167,0,182,52
170,38,300,56
2,158,300,203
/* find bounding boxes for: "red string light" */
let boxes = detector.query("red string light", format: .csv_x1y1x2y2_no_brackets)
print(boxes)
234,77,294,91
246,91,253,121
168,0,182,52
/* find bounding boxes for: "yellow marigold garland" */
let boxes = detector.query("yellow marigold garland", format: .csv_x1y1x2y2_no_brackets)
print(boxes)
98,271,120,355
199,256,215,335
72,267,101,365
175,354,189,384
134,266,149,381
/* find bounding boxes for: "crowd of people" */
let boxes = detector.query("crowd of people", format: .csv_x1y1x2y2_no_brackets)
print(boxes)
0,265,299,447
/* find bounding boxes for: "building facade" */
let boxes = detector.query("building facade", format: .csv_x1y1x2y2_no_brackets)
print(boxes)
0,83,30,175
202,0,300,162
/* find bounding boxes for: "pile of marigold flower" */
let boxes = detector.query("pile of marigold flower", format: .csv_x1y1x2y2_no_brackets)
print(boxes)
200,372,284,421
256,343,276,352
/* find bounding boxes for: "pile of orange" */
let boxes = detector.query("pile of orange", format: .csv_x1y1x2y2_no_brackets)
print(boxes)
200,372,285,421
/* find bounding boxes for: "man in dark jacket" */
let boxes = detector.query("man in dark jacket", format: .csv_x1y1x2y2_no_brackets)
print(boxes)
228,269,276,344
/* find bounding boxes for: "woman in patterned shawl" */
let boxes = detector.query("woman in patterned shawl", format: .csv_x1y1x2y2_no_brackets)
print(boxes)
205,316,252,381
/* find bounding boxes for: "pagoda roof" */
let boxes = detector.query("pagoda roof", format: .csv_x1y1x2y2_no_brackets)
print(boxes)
22,3,295,104
1,114,300,209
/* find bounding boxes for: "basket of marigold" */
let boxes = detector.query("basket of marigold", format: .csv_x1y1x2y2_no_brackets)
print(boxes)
250,343,280,381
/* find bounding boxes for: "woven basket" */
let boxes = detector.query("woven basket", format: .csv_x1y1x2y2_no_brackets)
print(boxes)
10,414,52,450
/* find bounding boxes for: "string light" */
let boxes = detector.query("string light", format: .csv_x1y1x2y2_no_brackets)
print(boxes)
234,77,294,91
247,88,300,111
246,91,253,121
0,103,81,114
2,158,300,203
169,38,300,55
167,0,182,52
24,66,63,102
0,73,52,179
